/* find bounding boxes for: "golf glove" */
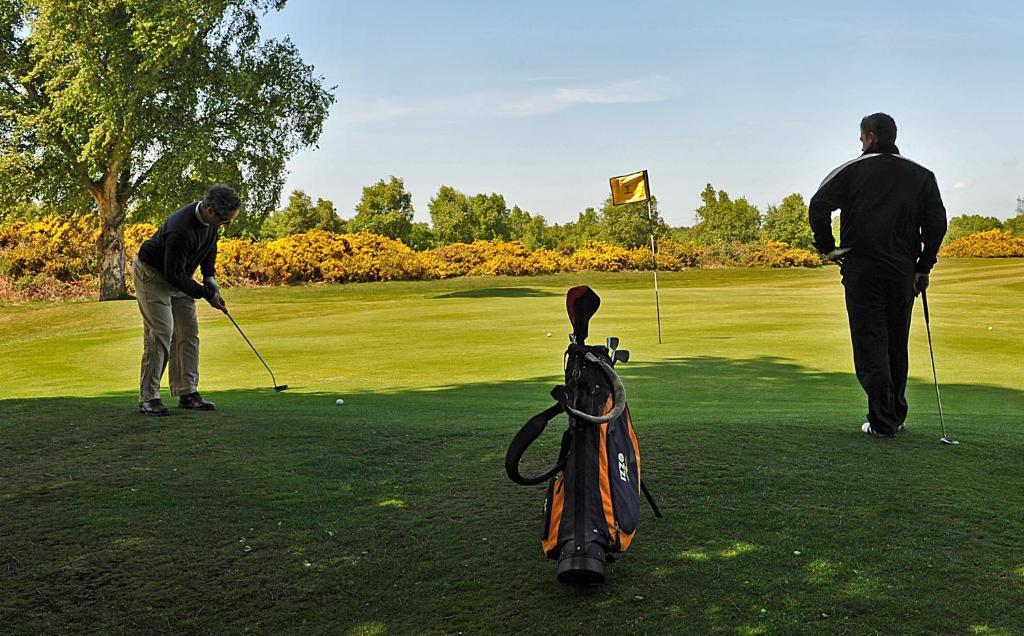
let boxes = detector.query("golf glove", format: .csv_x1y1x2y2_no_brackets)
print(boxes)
914,273,929,296
203,276,220,295
824,247,850,265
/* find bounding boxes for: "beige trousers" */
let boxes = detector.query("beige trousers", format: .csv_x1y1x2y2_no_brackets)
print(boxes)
132,257,200,402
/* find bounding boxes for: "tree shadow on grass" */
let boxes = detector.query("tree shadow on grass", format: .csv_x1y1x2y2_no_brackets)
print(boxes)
2,356,1023,635
432,287,558,299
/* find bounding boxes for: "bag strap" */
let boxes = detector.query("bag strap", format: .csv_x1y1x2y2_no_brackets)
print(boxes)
505,403,570,486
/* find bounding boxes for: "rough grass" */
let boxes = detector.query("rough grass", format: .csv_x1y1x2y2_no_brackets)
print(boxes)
1,259,1023,635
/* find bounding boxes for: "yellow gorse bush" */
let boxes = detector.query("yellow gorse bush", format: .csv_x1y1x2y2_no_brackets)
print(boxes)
939,230,1024,258
2,215,838,301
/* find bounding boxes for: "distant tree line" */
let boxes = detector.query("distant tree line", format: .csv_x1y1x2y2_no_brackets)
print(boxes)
245,178,826,251
6,174,1023,253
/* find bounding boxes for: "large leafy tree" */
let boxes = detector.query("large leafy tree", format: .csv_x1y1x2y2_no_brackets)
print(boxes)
763,193,814,249
1004,214,1024,238
260,189,344,240
692,184,761,244
0,0,334,299
427,186,511,245
507,205,553,249
599,195,666,248
467,192,510,241
349,176,414,243
428,186,474,245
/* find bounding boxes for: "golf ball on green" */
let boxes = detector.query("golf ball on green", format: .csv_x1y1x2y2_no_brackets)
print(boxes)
336,399,344,405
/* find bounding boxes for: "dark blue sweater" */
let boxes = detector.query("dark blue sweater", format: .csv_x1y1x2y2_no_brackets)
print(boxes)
137,202,218,300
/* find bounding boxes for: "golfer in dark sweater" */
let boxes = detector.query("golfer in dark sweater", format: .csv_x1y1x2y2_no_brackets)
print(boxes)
809,113,947,438
133,185,240,416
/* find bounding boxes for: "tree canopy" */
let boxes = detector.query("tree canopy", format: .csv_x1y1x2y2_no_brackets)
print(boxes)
0,0,334,298
1003,214,1024,238
349,176,414,243
428,186,511,244
763,193,814,249
598,196,666,249
945,214,1004,243
261,189,344,240
692,184,761,244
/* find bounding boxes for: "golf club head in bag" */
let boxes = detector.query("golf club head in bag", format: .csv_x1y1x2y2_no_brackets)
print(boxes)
505,286,661,585
566,286,600,344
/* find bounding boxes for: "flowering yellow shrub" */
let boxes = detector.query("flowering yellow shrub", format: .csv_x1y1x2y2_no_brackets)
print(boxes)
1,216,832,302
125,222,158,261
218,231,426,285
419,242,488,278
466,241,563,276
940,230,1024,258
737,241,823,268
627,238,704,271
567,241,632,272
0,215,99,280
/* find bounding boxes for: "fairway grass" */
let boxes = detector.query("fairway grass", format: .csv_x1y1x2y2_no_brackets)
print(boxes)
2,259,1023,634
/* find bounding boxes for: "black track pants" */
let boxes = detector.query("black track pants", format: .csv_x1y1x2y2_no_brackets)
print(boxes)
842,271,916,435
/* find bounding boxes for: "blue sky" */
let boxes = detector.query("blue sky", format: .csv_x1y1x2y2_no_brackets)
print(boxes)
261,1,1023,226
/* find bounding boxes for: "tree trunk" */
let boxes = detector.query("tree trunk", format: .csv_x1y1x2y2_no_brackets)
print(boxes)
95,186,128,301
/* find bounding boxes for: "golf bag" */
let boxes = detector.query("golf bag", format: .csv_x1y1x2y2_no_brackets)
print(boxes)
505,286,661,585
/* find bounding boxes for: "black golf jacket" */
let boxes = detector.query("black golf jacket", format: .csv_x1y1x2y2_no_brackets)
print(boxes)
137,202,218,300
808,143,948,280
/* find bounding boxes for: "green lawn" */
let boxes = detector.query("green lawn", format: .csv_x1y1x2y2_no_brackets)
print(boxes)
2,259,1023,635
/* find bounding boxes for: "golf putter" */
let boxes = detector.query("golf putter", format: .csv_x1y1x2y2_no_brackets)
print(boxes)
921,290,957,445
224,310,288,392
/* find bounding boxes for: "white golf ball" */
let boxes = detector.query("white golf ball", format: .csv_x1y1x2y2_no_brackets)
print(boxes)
336,399,344,406
988,326,993,330
546,332,552,337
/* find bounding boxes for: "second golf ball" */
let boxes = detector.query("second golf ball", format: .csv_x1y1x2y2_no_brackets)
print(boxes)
336,399,344,405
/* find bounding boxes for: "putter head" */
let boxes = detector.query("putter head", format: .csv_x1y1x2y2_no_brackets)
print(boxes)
274,384,289,392
940,437,959,445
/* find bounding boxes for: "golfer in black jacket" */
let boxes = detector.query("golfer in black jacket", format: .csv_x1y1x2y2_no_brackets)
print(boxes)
809,113,948,438
133,185,240,416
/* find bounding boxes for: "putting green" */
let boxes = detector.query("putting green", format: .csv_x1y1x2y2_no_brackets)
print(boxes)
2,258,1022,634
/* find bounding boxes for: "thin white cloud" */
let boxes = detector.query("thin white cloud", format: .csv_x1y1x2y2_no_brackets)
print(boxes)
951,179,975,191
342,76,673,124
342,99,435,124
1004,158,1019,169
500,80,667,116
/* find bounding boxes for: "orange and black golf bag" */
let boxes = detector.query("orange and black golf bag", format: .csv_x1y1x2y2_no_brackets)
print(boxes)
506,286,661,584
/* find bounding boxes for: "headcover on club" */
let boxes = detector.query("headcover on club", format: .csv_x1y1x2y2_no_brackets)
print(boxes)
566,286,600,344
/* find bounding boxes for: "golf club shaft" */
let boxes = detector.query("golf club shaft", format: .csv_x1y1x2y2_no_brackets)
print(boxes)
225,311,280,388
921,291,948,438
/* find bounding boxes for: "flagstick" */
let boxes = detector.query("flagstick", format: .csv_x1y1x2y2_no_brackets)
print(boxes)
646,195,663,344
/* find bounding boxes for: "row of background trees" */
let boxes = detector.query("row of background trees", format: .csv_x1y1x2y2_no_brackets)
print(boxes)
140,177,1024,253
198,178,818,251
8,172,1024,255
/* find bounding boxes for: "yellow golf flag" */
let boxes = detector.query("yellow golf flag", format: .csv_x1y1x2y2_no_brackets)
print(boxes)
609,170,649,205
